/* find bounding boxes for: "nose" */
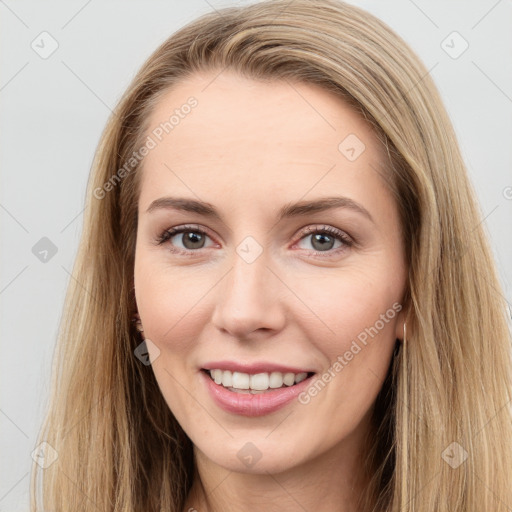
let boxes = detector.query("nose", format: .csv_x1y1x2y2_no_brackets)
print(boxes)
210,246,286,339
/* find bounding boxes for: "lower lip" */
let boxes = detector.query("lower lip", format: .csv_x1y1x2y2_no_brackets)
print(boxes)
200,370,315,417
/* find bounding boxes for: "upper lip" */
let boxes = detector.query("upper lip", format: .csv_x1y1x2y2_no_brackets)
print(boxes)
201,360,316,374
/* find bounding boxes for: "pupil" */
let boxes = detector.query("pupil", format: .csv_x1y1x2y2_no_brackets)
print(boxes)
312,233,334,251
183,232,204,249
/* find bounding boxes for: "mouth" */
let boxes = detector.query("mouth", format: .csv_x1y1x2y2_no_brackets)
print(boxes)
201,368,316,394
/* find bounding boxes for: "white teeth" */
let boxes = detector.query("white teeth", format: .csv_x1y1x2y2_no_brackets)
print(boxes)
283,373,295,386
269,372,283,388
208,369,310,391
250,373,269,391
213,369,222,385
295,372,308,384
222,370,232,387
232,371,250,389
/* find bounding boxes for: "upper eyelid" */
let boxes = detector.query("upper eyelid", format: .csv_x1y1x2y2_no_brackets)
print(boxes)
299,224,350,237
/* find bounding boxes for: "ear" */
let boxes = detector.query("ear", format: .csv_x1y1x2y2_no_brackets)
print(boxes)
132,313,144,337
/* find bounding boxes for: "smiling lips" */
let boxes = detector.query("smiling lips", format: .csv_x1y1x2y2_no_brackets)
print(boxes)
200,360,316,407
201,367,316,416
202,360,315,392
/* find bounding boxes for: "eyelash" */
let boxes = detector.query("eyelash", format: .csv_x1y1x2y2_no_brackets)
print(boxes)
155,224,354,258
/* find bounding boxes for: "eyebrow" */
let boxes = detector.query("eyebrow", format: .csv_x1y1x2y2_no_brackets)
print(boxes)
145,196,374,224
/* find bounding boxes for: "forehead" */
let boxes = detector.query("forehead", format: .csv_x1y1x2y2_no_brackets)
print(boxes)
138,70,390,215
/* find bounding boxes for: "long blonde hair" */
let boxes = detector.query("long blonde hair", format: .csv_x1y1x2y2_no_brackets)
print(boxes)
31,1,512,510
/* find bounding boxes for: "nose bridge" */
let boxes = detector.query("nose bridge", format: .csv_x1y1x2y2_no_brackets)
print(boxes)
211,237,284,336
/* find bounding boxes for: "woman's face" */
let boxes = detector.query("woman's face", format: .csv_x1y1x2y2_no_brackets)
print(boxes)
134,70,407,475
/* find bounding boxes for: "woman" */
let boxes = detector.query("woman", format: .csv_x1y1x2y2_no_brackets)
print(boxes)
31,1,512,511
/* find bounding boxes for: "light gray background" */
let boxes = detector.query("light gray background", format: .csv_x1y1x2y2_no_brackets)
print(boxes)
1,1,511,510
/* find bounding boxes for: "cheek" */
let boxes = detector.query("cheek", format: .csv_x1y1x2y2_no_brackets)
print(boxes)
297,270,401,415
291,266,401,354
134,252,207,356
294,273,399,421
134,256,206,417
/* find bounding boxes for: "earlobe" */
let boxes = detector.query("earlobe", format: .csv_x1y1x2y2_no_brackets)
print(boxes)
395,308,407,343
132,313,144,336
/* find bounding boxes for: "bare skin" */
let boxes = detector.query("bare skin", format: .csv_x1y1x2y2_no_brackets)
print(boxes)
133,70,407,512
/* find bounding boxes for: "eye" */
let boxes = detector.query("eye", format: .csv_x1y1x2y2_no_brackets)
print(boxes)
155,223,354,258
295,225,353,256
155,225,215,253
